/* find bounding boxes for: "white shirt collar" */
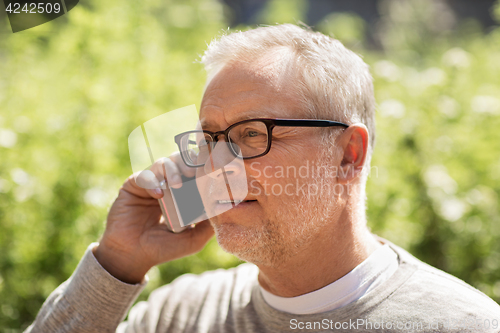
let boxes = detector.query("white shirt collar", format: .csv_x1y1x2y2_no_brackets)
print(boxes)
259,243,399,314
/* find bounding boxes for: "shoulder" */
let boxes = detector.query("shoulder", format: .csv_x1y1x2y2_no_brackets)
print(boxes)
147,263,259,308
166,262,258,291
377,238,500,331
390,240,497,306
121,264,259,332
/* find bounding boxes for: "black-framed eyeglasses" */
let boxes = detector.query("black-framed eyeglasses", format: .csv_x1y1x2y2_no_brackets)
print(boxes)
174,118,350,168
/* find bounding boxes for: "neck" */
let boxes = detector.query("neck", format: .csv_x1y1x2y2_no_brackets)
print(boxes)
257,208,381,297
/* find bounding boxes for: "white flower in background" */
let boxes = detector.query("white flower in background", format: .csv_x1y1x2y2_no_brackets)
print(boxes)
403,67,446,91
374,60,401,82
10,169,35,202
466,186,498,209
0,128,17,148
46,116,66,132
438,95,459,118
435,135,453,152
424,165,457,195
11,168,29,186
471,95,500,114
442,47,471,68
424,165,468,222
420,67,446,87
14,186,34,202
466,188,483,205
84,187,109,208
379,99,406,118
439,197,467,222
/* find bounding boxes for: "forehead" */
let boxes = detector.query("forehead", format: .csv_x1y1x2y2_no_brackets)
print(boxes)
199,49,303,130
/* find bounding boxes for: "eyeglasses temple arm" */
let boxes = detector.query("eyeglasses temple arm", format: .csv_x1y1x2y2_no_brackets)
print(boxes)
272,119,349,128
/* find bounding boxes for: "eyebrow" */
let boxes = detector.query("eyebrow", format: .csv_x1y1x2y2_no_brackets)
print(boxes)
199,119,219,130
199,110,281,130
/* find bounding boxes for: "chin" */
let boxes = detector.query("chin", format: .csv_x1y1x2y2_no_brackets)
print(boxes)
212,223,255,251
212,222,288,267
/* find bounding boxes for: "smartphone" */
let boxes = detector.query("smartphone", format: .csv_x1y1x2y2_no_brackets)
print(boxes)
158,175,205,233
126,105,207,232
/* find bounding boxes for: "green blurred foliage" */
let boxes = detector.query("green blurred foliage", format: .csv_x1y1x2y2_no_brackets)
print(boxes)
0,0,499,331
0,0,240,330
317,12,366,47
256,0,307,25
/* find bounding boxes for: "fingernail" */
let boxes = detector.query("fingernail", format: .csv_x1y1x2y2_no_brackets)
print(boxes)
153,188,163,196
172,175,181,184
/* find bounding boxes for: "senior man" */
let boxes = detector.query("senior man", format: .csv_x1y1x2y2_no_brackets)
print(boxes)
27,24,500,333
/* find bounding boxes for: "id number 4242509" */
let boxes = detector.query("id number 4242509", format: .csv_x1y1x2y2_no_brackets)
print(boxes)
5,2,62,14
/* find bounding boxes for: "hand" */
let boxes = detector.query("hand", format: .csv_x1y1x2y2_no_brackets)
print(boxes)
94,153,214,284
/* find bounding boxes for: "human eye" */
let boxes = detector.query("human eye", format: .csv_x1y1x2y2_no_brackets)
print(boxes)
244,129,263,138
230,122,268,153
240,125,266,139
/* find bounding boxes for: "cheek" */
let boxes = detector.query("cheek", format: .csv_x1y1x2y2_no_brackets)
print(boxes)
245,159,283,186
245,164,298,201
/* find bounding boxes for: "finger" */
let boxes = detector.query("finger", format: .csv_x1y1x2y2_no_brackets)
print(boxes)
150,158,183,189
124,156,184,199
136,169,161,190
122,151,197,199
120,172,162,199
133,169,165,199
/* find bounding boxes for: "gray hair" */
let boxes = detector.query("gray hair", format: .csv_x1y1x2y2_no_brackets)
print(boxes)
201,23,376,176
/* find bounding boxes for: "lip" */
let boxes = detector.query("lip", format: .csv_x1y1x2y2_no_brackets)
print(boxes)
213,199,258,215
216,199,244,204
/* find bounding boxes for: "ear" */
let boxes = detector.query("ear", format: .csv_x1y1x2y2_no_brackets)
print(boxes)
337,123,369,184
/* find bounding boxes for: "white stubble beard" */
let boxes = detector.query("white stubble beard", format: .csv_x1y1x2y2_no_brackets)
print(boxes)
212,152,342,268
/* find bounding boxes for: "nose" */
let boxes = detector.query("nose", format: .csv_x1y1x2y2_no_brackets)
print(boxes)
203,140,244,179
